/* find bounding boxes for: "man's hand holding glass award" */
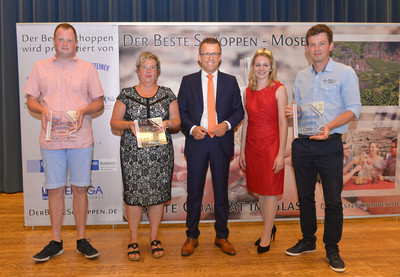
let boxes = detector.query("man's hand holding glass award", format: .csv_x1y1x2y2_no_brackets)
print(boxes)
293,101,328,140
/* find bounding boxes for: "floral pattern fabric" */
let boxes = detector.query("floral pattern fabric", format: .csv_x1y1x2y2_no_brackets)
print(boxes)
118,86,175,206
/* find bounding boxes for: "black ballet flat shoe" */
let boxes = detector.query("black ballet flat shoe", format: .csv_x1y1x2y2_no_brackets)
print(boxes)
255,238,261,246
257,244,270,254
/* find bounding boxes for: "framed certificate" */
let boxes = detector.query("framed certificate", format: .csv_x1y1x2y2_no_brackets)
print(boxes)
134,117,167,148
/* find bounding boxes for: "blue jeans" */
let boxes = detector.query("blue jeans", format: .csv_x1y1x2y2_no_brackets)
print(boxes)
292,137,343,252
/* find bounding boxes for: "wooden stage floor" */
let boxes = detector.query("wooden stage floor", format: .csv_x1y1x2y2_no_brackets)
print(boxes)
1,192,399,276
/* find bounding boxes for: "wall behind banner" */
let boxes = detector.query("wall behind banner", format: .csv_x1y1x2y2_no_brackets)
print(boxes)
2,0,400,193
17,23,400,226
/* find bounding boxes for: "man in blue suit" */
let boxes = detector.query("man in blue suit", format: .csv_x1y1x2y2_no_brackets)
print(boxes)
178,38,244,256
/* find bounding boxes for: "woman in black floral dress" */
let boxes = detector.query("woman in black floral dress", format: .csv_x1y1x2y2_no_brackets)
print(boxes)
110,51,180,261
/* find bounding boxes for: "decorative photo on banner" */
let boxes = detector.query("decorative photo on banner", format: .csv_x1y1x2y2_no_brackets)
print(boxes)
332,41,399,106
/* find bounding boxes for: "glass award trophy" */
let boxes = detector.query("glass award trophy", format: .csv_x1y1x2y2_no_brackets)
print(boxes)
293,101,325,138
134,117,167,148
45,111,77,141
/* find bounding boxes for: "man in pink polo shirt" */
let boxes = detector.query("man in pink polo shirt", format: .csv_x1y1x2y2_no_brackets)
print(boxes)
24,23,104,262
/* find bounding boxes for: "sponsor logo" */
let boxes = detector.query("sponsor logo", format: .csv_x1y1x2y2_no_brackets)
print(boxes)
92,62,110,72
27,159,107,172
27,160,44,173
103,95,116,110
99,159,117,171
104,96,116,104
42,187,48,200
92,159,118,171
41,184,104,200
91,160,99,170
64,185,104,195
87,185,104,195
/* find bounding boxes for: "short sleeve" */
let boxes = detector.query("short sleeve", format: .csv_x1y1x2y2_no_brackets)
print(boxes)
165,87,177,103
117,88,130,106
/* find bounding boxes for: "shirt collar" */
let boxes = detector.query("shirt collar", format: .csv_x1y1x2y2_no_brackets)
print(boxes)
201,69,218,79
311,58,333,74
51,55,78,63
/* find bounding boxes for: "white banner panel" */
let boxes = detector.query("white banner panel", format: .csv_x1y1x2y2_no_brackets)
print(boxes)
18,23,400,226
17,23,122,226
118,23,400,222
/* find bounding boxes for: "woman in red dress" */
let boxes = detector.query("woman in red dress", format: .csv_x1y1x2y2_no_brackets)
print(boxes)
240,48,288,253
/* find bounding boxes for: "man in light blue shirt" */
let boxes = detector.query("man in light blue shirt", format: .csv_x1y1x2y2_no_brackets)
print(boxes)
285,24,362,273
294,57,361,135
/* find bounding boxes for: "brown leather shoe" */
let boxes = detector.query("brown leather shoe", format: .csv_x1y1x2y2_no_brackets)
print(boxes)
181,238,198,256
215,238,236,255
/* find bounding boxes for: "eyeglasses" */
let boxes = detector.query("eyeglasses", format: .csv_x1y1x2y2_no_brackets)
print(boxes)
256,48,272,56
200,52,221,58
140,65,157,70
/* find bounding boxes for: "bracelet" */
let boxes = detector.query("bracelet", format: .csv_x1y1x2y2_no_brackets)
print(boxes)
167,120,171,128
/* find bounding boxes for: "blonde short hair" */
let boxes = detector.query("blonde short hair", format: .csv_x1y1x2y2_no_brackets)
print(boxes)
136,51,161,77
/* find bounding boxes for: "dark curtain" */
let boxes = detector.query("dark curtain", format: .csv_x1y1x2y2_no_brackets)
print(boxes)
1,0,399,193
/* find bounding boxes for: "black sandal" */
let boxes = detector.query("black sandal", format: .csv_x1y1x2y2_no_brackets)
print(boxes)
150,240,165,258
127,243,140,261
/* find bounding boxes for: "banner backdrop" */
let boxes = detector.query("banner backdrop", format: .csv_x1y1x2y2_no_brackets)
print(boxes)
17,23,122,226
18,23,400,226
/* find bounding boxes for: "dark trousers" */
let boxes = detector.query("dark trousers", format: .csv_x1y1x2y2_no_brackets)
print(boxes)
185,135,230,239
292,137,344,252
